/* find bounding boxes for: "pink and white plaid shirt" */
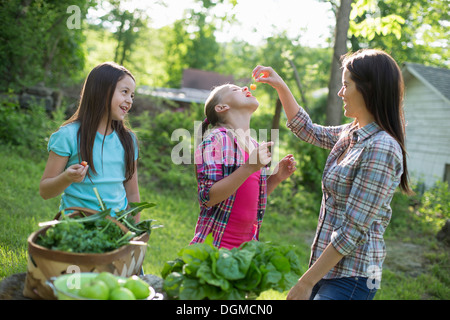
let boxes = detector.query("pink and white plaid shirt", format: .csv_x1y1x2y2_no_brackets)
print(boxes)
191,127,268,248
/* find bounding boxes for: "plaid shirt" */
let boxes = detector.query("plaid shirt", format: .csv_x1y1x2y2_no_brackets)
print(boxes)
191,127,268,248
287,109,403,280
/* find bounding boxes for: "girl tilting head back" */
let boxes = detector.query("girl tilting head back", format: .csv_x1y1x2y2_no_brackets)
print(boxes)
192,83,296,249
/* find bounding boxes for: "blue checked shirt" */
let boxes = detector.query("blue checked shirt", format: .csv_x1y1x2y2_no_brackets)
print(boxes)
287,109,403,280
191,127,268,248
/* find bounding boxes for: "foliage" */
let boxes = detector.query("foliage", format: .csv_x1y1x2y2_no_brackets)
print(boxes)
417,181,450,233
161,234,302,300
387,179,450,240
350,0,405,41
0,0,93,91
0,95,61,155
348,0,449,67
96,1,149,65
160,0,235,87
133,106,203,189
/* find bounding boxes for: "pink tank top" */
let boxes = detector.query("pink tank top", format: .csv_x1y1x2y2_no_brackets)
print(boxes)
220,151,261,249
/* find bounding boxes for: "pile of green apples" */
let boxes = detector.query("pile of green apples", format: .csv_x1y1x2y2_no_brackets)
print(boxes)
76,272,150,300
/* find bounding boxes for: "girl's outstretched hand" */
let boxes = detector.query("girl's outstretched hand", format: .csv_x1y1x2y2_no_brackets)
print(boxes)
273,154,297,181
64,163,89,183
252,65,284,89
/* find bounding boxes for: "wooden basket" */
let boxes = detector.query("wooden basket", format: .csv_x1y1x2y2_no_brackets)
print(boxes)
23,207,149,300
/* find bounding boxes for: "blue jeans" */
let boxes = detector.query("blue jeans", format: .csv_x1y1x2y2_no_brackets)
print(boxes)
310,277,377,300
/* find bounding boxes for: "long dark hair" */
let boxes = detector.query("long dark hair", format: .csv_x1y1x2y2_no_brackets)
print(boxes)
64,62,137,182
341,49,412,194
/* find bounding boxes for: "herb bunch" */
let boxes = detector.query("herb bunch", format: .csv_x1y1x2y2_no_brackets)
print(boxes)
36,199,161,254
36,214,127,253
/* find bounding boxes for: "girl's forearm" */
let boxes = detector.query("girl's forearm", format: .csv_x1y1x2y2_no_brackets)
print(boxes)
266,174,282,196
125,166,141,221
206,164,257,207
39,173,72,200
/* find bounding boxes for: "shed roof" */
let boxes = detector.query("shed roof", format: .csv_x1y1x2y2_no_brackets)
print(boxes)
182,68,234,90
137,86,210,104
136,68,235,104
403,63,450,104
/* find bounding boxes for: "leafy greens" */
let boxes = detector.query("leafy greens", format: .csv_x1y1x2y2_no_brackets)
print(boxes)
36,200,161,254
162,234,303,300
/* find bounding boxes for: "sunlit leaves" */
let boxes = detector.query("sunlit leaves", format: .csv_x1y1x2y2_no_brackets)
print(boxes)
349,0,405,40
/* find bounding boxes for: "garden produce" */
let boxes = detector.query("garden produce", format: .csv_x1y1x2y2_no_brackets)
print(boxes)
36,200,161,254
57,272,152,300
123,275,151,299
250,84,257,90
162,234,302,300
78,278,109,300
95,271,120,290
110,287,136,300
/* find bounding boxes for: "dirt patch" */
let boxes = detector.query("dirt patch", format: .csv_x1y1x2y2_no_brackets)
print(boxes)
383,240,427,277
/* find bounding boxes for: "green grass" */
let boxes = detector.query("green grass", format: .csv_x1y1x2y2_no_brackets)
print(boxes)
0,146,448,300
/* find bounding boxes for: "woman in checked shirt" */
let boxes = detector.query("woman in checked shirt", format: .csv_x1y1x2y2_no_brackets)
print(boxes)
253,49,413,300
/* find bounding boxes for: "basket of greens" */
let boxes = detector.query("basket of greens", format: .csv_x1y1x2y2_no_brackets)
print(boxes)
23,201,161,300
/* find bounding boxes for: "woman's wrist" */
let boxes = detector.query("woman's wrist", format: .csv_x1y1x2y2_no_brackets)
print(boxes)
298,243,344,288
298,271,319,288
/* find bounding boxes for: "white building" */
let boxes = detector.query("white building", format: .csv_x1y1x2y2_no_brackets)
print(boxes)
402,63,450,188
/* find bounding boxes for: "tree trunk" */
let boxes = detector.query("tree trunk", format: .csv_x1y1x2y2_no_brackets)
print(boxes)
114,16,125,63
270,98,283,167
272,98,282,131
287,58,310,113
325,0,353,126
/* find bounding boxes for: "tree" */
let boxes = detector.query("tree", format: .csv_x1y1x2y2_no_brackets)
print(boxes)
161,19,191,88
349,0,449,67
161,0,235,88
320,0,442,125
98,1,148,66
325,0,353,126
0,0,92,91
